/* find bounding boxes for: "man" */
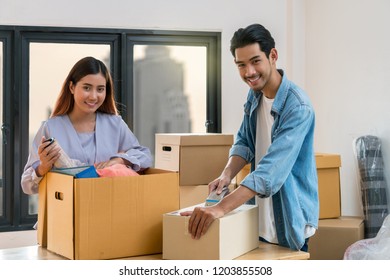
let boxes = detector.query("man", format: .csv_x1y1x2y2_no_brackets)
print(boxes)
181,24,318,251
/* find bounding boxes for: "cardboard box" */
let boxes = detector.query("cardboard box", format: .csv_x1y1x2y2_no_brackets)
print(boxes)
235,154,342,219
37,166,98,248
236,164,251,186
308,216,364,260
38,168,179,260
179,184,236,208
37,176,48,247
163,204,259,260
155,133,233,186
315,153,341,219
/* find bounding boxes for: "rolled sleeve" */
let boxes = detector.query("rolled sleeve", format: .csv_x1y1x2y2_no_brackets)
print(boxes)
229,144,254,163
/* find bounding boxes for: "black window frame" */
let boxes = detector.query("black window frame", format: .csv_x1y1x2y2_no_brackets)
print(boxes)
0,30,13,229
0,25,221,232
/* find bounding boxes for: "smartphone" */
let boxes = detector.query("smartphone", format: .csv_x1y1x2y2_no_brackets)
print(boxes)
43,137,55,147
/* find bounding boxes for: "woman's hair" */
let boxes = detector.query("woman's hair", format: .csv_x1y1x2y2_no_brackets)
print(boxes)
51,56,118,117
230,23,275,59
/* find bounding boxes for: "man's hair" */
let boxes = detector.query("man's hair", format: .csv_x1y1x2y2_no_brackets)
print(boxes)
230,24,275,58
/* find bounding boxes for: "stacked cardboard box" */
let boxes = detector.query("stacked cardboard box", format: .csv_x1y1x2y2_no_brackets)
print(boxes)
308,216,364,260
315,153,341,219
155,133,261,259
155,133,234,208
311,154,364,259
38,168,179,260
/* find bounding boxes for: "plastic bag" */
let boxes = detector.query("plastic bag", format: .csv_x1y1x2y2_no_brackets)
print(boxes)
50,138,84,168
344,214,390,259
353,135,389,238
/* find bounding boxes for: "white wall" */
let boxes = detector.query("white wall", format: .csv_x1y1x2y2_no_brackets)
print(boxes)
306,0,390,216
4,0,388,218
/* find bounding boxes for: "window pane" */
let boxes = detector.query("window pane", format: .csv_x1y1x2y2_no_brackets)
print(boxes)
0,42,3,217
28,43,110,215
133,45,207,158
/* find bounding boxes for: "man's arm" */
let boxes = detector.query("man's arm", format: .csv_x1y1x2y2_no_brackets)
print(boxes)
208,155,248,194
180,155,254,239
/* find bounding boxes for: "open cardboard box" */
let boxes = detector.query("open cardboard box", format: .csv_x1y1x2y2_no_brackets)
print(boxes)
38,168,179,260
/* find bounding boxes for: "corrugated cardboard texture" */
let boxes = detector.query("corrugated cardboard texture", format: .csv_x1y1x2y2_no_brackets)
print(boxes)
45,169,179,260
315,153,342,219
236,164,250,186
156,133,234,146
155,133,233,186
37,176,47,247
163,204,259,260
308,216,364,260
47,173,75,259
315,153,341,168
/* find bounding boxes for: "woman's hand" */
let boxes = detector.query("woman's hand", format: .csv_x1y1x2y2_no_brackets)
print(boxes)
35,136,61,177
95,151,133,169
95,157,127,169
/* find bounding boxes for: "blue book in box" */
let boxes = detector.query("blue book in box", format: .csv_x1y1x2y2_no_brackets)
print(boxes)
52,165,99,178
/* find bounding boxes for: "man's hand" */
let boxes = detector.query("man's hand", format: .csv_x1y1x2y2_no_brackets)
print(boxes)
180,205,225,239
180,185,257,240
208,175,231,195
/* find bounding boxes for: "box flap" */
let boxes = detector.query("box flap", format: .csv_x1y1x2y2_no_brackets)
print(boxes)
166,203,257,219
143,168,177,175
156,133,234,146
315,153,341,168
47,173,75,259
51,165,98,178
319,216,364,228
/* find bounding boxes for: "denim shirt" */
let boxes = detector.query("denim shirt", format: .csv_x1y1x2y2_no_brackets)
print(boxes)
230,70,319,250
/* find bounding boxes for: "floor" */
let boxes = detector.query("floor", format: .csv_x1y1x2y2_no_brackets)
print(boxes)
0,230,38,249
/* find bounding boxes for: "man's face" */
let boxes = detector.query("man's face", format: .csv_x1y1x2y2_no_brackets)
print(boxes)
234,43,276,92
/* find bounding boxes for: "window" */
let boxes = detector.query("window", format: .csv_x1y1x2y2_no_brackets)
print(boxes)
0,26,221,231
133,45,207,157
0,41,3,218
0,31,13,229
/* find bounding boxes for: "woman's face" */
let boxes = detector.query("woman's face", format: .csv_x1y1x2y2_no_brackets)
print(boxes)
70,73,106,115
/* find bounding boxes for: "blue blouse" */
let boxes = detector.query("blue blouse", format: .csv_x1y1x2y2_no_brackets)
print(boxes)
21,112,152,194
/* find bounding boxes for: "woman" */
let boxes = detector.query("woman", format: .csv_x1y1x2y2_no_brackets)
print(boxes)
21,56,152,195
